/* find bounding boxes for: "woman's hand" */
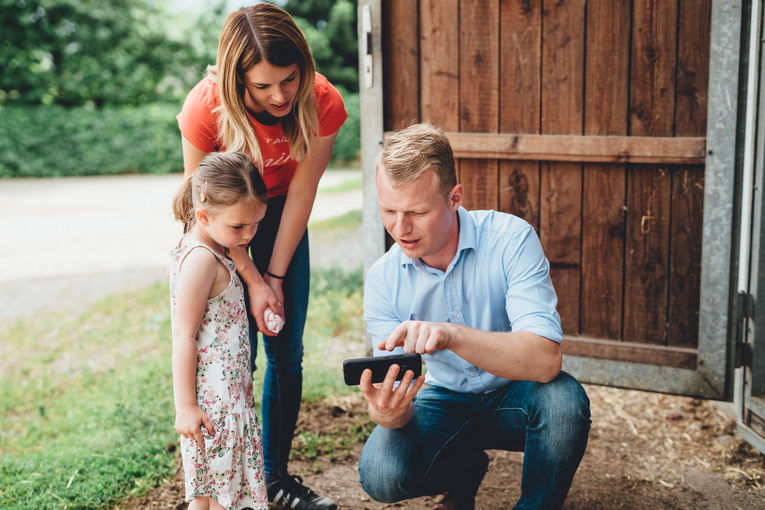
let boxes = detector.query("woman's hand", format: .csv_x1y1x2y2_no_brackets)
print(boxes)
229,246,283,334
247,278,283,335
175,404,215,443
265,273,285,310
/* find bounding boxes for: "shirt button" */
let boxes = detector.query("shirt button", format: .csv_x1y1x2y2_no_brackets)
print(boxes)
452,311,458,317
469,369,477,377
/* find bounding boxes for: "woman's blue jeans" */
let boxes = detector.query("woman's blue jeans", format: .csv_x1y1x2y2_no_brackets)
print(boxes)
246,195,310,481
358,371,591,509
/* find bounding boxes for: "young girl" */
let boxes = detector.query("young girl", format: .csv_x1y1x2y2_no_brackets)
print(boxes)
170,152,269,510
177,4,345,508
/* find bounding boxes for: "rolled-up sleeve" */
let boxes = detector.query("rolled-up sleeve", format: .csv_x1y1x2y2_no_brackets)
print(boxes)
503,226,562,342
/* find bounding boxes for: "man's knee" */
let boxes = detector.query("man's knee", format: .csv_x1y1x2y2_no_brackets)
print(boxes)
533,372,591,442
358,434,410,503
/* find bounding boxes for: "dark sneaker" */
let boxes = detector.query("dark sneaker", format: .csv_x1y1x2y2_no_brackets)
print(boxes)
267,474,338,510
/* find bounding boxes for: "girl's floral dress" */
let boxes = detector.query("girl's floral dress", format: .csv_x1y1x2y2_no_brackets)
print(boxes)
169,240,267,510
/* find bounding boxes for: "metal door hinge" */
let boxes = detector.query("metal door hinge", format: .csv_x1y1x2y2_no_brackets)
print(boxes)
738,291,755,319
735,291,755,368
362,5,373,89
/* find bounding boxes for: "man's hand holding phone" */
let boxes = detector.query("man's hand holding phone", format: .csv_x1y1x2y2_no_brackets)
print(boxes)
358,360,425,429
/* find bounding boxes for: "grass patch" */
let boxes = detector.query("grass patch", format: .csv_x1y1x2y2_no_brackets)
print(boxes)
0,268,366,508
318,174,362,194
308,209,362,232
291,421,375,469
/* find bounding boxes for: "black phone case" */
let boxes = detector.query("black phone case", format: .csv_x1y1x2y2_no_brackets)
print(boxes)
343,353,422,385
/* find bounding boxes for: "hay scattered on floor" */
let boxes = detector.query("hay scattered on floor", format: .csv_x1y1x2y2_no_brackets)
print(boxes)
587,384,765,490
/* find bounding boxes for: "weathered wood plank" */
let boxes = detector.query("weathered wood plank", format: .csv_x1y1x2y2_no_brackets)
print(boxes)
382,0,419,130
561,336,697,369
629,0,677,136
444,133,705,164
540,0,585,335
581,0,630,340
623,165,672,344
499,0,541,229
420,0,459,130
459,0,499,210
581,164,627,338
667,0,711,348
675,0,712,136
668,167,705,347
623,0,677,344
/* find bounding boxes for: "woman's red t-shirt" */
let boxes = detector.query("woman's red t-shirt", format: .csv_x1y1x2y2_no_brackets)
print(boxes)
177,72,348,197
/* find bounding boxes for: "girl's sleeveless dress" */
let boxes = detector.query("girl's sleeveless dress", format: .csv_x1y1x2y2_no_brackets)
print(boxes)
169,240,267,509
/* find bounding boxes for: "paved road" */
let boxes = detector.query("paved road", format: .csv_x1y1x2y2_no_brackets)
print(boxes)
0,170,362,321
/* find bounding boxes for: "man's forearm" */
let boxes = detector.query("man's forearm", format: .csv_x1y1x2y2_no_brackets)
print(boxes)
449,325,562,383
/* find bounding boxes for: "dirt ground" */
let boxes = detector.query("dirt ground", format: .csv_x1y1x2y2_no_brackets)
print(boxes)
119,385,765,510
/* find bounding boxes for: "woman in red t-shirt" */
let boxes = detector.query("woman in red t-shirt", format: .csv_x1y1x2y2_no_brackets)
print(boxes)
177,4,346,510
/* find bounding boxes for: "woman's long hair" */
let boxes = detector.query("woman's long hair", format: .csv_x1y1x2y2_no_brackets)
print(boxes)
209,3,318,170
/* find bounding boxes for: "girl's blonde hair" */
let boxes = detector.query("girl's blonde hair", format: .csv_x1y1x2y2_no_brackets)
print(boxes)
208,3,319,170
173,152,268,234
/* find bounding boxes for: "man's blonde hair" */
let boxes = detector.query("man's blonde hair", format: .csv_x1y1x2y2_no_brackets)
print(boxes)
377,123,457,198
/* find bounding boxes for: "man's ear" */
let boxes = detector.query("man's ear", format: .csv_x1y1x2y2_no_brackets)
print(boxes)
450,184,464,210
195,207,211,227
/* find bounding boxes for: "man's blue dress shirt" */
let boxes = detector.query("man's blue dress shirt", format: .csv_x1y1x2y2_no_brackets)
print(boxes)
364,207,562,394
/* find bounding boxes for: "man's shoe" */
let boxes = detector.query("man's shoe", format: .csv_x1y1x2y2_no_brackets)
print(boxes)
267,474,338,510
433,451,490,510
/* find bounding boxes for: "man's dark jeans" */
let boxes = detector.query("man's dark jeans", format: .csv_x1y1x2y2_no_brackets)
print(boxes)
358,371,591,509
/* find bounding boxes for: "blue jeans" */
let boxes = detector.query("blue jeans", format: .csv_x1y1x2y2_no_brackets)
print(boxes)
358,372,590,509
246,195,310,481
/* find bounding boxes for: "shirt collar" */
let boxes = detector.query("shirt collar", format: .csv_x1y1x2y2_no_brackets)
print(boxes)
399,206,476,271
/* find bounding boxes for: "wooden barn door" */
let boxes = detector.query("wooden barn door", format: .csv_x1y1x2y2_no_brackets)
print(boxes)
359,0,749,402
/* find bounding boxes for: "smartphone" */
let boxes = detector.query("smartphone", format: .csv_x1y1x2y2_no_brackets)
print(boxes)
343,353,422,386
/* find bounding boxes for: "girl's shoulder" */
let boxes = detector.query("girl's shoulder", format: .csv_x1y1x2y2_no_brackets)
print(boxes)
171,240,233,275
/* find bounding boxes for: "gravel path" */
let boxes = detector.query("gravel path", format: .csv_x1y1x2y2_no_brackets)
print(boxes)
0,170,363,322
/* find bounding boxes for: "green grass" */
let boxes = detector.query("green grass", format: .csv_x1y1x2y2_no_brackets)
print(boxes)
308,209,362,231
0,268,366,509
318,174,363,194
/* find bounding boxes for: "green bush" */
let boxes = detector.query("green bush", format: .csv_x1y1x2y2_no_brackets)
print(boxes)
0,93,360,178
0,104,184,177
332,91,360,163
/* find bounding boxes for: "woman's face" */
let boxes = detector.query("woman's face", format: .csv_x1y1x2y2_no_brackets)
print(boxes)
241,61,301,119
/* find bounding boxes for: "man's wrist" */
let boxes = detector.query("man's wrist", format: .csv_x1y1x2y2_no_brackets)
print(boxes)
370,402,414,429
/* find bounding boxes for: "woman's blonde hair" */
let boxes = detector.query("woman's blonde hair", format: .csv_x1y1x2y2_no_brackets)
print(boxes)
209,3,318,170
377,123,457,198
173,152,268,234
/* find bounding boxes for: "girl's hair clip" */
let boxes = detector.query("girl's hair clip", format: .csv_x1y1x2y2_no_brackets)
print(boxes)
200,181,208,202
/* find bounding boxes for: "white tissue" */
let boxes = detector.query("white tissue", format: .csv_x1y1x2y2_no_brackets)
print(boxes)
264,307,284,334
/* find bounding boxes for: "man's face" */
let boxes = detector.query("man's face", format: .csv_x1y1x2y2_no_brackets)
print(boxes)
376,167,462,271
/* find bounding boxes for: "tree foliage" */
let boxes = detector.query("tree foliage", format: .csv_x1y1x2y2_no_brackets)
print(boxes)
0,0,223,107
0,0,358,106
284,0,359,92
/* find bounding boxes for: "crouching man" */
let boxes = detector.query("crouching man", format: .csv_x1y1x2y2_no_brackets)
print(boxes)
357,123,591,509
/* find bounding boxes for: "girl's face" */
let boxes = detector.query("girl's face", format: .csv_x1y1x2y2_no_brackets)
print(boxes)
241,61,301,119
197,199,266,252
